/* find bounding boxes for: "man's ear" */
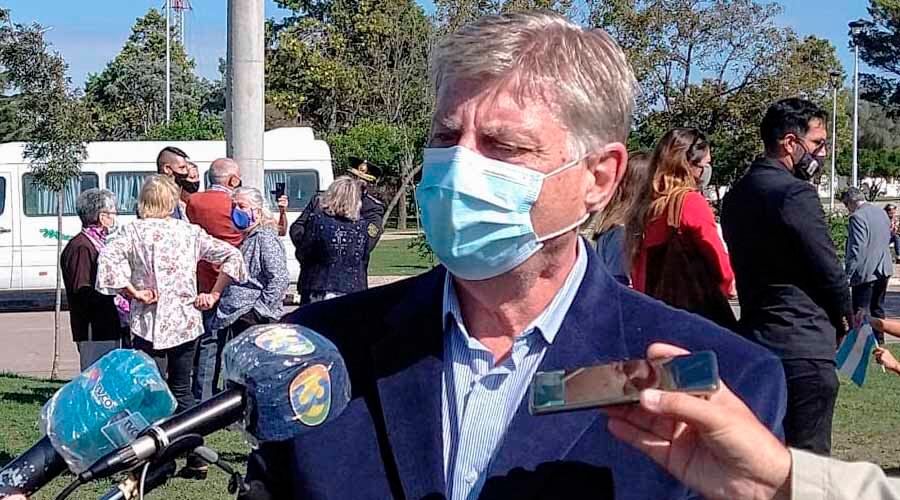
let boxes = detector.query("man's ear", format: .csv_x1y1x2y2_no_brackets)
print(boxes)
584,143,628,214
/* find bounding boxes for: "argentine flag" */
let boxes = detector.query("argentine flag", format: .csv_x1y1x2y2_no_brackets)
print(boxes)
836,319,879,387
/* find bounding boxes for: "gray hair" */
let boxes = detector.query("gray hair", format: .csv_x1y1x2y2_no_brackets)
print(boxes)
431,11,636,154
233,187,278,229
320,176,363,221
75,188,116,227
209,158,240,185
841,187,866,205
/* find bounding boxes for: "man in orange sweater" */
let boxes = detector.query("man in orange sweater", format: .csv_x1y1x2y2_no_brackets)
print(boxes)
187,158,244,406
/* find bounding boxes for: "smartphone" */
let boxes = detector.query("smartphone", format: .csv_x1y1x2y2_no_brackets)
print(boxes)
271,182,286,199
529,351,719,416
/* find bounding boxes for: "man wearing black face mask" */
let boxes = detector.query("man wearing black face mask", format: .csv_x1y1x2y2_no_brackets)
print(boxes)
722,98,853,456
156,146,193,220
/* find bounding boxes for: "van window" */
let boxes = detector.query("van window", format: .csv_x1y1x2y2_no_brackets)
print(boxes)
0,177,5,216
23,173,99,217
107,172,154,214
265,170,319,212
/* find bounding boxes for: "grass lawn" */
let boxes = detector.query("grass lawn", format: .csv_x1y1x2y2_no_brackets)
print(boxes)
5,346,900,498
368,238,436,276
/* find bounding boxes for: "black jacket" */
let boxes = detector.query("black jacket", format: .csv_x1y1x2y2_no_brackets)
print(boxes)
721,156,852,360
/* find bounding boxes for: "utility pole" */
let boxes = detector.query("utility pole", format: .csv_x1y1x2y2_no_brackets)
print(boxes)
829,70,840,212
165,0,171,123
225,0,265,189
850,19,867,189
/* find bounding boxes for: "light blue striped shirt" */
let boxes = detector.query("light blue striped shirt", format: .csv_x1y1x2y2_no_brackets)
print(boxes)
441,239,589,500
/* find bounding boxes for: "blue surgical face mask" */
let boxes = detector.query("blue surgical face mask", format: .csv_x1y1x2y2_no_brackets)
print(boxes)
415,146,589,281
231,207,255,230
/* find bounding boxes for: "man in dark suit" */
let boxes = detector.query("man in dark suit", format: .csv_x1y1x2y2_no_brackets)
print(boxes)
842,187,893,343
243,12,787,500
721,98,852,456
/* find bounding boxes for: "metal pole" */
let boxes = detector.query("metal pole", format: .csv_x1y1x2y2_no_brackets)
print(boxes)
180,8,185,47
830,84,838,212
165,0,171,123
225,0,265,189
852,41,860,188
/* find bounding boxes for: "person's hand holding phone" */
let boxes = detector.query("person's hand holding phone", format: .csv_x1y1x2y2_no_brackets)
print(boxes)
605,343,792,500
277,195,288,212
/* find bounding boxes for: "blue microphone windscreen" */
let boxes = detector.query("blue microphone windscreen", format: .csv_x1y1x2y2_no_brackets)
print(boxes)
222,324,351,442
40,349,177,473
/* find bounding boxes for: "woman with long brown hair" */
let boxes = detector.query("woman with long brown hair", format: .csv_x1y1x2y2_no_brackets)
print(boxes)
628,128,736,327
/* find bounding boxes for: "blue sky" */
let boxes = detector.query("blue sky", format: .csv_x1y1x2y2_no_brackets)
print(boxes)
1,1,873,89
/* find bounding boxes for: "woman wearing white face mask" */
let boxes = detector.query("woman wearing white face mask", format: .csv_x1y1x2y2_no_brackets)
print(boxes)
628,128,737,330
60,188,130,370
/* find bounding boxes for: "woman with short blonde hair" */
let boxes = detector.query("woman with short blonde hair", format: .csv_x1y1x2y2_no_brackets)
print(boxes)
97,174,247,416
319,176,363,221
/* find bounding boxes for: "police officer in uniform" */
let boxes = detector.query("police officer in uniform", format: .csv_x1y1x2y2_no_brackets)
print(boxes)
289,157,385,300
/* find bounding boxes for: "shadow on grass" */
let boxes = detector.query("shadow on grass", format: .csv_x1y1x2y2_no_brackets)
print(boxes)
885,467,900,477
0,450,13,467
0,385,58,406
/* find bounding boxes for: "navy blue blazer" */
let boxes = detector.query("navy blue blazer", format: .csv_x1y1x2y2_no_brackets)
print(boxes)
243,248,787,500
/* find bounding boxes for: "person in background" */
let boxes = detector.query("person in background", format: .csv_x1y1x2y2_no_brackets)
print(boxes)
607,342,900,500
208,187,289,393
721,98,852,456
583,151,652,286
61,189,129,370
628,128,736,328
186,159,245,404
96,175,246,416
276,193,289,237
886,204,900,263
842,187,893,344
295,176,372,304
156,146,192,220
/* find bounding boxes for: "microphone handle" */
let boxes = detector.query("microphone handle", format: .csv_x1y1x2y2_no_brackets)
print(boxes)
158,387,246,441
0,436,68,497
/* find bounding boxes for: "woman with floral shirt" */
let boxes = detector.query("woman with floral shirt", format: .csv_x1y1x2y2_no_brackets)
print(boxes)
97,175,247,415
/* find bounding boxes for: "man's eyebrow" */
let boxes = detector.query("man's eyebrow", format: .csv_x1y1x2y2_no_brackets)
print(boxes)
480,124,541,146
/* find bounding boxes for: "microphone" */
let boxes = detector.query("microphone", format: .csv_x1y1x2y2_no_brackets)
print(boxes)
0,350,176,498
81,323,351,482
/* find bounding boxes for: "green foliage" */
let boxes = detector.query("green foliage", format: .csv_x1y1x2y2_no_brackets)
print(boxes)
144,110,225,141
327,121,424,177
85,9,213,140
407,233,435,262
267,0,432,135
828,211,849,262
855,1,900,111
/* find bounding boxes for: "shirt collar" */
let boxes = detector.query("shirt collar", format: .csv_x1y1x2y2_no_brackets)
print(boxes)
209,184,233,194
442,238,589,346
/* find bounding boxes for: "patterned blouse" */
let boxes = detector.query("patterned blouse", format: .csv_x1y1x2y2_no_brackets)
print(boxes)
212,225,290,331
96,218,247,349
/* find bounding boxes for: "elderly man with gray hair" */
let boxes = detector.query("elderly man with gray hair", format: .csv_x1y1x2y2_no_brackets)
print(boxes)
60,188,129,370
241,11,786,500
842,187,894,343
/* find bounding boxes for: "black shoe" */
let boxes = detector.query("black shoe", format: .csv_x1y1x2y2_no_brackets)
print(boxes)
179,454,209,480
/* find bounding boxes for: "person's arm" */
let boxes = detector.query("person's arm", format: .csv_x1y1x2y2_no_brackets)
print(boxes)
361,194,385,253
845,212,867,284
680,192,735,297
277,195,289,237
94,227,157,303
607,343,900,500
258,231,290,310
781,183,853,339
194,228,247,310
289,195,318,249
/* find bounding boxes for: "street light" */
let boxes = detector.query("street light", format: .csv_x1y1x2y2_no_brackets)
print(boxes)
849,19,867,188
829,69,841,212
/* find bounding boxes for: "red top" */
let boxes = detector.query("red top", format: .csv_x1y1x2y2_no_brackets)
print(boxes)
632,191,735,298
186,190,244,293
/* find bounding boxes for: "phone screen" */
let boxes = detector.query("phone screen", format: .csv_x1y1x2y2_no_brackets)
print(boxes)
529,351,719,415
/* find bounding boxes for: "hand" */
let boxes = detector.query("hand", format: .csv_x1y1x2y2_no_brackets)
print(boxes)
277,195,288,211
605,343,792,500
194,292,220,311
874,347,899,373
132,289,158,305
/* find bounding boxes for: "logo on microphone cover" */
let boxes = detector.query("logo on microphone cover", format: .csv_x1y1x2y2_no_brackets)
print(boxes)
289,364,331,426
254,325,316,356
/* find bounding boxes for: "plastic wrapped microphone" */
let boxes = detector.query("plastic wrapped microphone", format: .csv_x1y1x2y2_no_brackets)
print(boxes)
83,323,352,484
0,350,176,498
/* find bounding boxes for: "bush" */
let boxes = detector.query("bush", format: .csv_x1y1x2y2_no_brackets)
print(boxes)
407,233,434,261
828,211,848,262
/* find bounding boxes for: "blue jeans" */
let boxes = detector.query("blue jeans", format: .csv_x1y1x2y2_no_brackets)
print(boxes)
192,310,220,402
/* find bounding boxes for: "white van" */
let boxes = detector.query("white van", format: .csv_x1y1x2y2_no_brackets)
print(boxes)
0,127,333,307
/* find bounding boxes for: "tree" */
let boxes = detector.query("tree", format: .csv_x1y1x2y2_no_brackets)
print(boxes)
432,0,577,33
593,0,843,196
854,1,900,112
267,0,433,135
0,8,92,379
144,110,225,141
85,9,213,139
